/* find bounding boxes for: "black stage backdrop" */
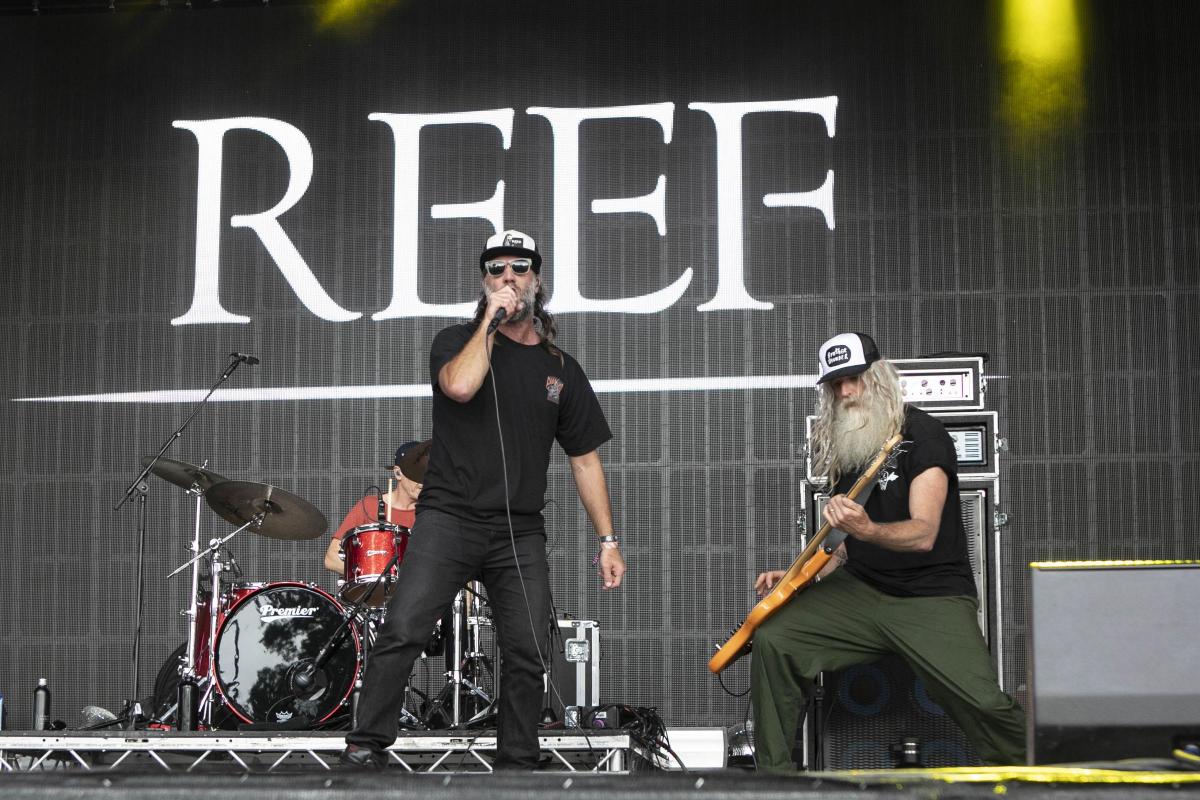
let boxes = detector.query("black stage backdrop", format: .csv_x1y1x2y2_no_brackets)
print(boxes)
1,0,1198,729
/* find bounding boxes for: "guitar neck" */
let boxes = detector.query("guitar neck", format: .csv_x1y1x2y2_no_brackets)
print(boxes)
782,432,902,576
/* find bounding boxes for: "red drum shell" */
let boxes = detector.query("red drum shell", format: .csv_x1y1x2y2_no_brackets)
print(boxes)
191,582,267,679
341,522,409,607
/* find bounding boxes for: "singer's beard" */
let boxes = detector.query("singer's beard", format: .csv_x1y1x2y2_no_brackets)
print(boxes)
831,393,894,471
483,282,537,323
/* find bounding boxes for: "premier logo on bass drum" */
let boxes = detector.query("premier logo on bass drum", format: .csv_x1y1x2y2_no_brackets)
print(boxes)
259,604,319,620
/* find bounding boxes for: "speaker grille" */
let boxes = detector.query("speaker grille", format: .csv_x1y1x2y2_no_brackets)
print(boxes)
820,654,981,769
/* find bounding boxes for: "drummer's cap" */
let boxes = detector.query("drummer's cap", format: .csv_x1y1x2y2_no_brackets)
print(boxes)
391,439,431,483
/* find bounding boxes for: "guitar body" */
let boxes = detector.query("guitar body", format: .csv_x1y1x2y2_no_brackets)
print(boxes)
707,432,903,674
707,549,831,673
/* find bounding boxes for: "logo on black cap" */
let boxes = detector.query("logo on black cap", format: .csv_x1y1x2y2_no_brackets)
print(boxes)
825,344,851,367
503,233,524,247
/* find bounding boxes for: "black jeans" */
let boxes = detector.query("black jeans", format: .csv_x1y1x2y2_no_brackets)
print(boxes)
346,508,552,767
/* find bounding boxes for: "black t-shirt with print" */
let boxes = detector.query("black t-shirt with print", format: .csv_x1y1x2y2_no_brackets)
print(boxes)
839,406,976,598
419,324,612,532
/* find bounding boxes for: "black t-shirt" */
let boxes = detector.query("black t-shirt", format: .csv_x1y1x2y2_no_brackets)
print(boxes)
418,324,612,532
840,406,976,598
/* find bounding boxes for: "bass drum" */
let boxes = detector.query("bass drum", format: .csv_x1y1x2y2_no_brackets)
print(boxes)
213,582,360,727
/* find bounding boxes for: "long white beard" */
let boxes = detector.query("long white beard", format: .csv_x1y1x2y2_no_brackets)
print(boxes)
831,396,895,471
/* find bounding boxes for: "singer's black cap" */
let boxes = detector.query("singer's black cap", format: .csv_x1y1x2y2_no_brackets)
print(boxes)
388,440,431,483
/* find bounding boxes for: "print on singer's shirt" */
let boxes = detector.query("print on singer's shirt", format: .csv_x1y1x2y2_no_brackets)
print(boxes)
546,376,564,404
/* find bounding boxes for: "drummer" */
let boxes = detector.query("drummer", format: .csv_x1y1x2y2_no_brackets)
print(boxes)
324,440,431,574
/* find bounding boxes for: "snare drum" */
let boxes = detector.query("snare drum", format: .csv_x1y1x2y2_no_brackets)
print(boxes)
340,522,409,606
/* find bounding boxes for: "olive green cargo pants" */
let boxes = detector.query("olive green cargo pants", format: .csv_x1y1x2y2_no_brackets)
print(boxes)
750,569,1026,772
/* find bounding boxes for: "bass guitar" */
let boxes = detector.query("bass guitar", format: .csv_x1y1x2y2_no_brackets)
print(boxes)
707,432,904,674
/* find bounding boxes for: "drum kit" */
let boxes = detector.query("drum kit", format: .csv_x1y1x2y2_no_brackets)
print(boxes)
145,457,498,732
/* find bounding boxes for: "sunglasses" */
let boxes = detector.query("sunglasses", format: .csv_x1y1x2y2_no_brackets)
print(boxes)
483,258,534,276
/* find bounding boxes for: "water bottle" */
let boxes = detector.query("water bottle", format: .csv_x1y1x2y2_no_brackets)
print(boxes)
32,678,50,731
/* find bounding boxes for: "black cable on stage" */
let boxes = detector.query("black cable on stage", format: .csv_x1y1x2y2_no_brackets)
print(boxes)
716,668,751,699
580,703,686,771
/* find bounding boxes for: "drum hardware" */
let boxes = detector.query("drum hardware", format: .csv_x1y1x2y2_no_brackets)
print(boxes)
420,581,497,729
163,477,329,729
168,479,328,578
138,457,232,730
166,512,268,579
111,353,254,731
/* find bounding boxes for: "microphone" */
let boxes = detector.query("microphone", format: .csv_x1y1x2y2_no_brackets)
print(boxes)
291,661,317,692
224,549,243,579
229,352,261,366
486,307,508,335
378,493,387,523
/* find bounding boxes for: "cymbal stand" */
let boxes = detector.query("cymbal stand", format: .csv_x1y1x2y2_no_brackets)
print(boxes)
113,353,253,727
167,513,263,579
166,513,263,728
354,609,428,730
422,582,495,728
462,585,497,725
175,475,210,727
195,539,228,727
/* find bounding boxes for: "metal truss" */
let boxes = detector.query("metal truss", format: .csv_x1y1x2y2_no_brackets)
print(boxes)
0,731,647,774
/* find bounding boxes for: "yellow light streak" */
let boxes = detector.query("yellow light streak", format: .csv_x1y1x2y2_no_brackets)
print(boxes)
999,0,1084,136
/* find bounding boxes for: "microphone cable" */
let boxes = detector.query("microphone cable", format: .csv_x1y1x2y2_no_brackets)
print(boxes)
480,332,603,765
356,484,386,523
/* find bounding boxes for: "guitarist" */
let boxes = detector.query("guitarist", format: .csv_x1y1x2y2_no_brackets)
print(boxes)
750,333,1025,772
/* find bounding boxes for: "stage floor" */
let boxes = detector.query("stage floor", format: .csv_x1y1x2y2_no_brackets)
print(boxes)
0,729,649,773
3,766,1200,800
3,730,1200,799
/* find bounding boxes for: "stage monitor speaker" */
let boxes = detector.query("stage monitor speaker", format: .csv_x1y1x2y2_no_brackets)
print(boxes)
1029,561,1200,764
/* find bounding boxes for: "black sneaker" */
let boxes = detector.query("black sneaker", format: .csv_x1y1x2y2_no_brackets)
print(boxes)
339,744,387,770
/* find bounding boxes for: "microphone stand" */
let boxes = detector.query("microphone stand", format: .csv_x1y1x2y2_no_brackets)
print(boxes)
111,353,254,730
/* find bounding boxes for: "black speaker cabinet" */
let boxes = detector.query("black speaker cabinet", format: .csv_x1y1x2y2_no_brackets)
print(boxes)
1029,561,1200,764
802,485,996,769
816,653,980,769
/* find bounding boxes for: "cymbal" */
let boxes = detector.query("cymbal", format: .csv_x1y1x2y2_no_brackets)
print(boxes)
142,457,227,494
204,480,327,541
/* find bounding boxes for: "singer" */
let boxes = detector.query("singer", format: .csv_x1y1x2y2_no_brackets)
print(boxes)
342,229,626,770
323,440,430,574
